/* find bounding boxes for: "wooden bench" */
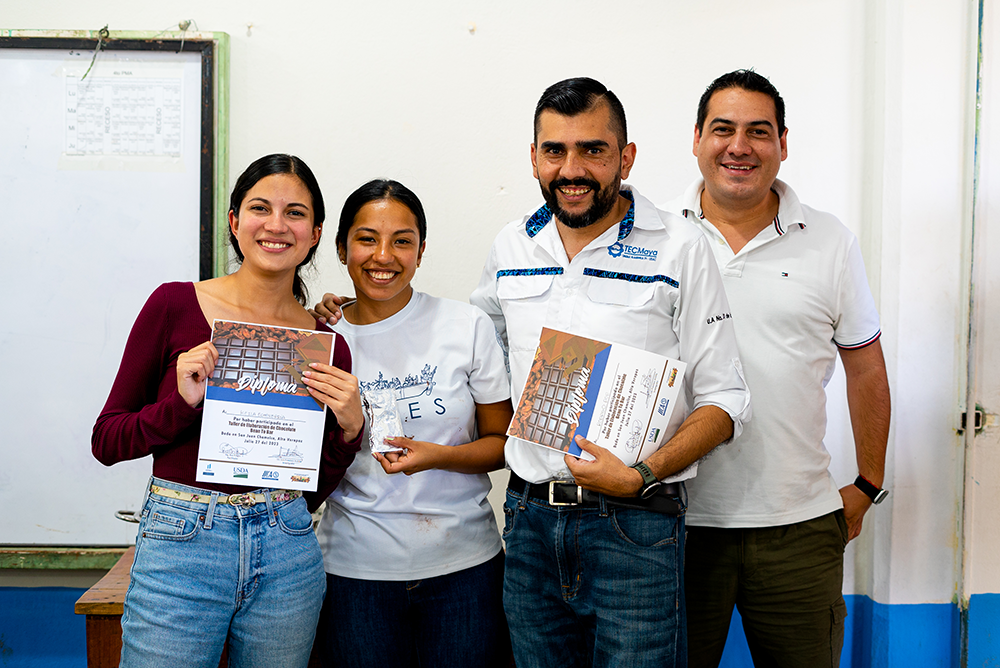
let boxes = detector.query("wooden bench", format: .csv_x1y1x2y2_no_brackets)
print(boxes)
74,547,322,667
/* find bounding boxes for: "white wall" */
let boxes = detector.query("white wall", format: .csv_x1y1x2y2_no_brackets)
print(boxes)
964,0,1000,600
4,0,989,609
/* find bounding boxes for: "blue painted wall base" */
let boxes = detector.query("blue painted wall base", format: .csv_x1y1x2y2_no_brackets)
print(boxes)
717,595,963,668
0,587,996,667
0,587,87,668
968,593,1000,668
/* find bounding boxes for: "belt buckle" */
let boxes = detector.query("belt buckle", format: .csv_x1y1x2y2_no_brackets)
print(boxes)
229,493,258,508
548,481,583,506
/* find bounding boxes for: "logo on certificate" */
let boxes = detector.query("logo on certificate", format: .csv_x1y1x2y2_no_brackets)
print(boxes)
290,474,310,484
262,470,279,481
234,467,249,479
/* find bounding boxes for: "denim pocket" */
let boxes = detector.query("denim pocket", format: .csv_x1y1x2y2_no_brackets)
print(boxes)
274,498,316,536
501,492,518,539
141,506,203,542
610,508,677,548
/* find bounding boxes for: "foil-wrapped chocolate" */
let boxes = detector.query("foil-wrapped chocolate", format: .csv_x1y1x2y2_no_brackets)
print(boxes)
361,387,405,453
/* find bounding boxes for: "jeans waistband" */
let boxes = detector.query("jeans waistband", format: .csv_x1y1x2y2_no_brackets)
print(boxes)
508,473,683,515
150,484,301,508
147,478,303,529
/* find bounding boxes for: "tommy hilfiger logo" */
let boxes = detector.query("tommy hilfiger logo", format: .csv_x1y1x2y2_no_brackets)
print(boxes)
608,242,658,261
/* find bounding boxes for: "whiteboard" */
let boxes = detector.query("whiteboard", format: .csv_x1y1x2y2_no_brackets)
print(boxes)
0,40,221,545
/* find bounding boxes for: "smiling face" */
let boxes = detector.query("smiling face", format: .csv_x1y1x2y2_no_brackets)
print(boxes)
338,198,424,322
694,87,788,211
531,101,636,230
229,173,320,273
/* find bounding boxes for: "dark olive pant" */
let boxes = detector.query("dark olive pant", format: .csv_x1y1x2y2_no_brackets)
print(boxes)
685,511,849,668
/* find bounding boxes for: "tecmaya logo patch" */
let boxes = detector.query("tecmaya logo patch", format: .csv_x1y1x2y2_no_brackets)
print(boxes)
608,241,657,261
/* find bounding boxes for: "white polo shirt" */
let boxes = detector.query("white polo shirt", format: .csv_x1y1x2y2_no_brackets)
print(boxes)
664,178,881,528
471,185,750,484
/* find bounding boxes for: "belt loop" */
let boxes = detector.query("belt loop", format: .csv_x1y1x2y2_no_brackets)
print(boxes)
141,477,154,514
205,492,219,530
598,491,609,517
265,490,277,526
512,473,528,510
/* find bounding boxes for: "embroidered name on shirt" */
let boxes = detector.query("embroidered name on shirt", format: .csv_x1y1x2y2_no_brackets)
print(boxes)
608,241,658,261
706,313,732,324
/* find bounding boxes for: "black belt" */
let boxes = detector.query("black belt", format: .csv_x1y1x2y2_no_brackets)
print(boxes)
508,473,684,515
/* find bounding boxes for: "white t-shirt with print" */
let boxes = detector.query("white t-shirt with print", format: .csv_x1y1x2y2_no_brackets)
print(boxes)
316,291,510,580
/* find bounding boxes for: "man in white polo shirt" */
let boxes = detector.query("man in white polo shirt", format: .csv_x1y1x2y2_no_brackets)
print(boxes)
471,77,750,668
664,70,891,668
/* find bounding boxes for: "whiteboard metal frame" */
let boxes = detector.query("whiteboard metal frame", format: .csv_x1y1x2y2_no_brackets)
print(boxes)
0,29,230,279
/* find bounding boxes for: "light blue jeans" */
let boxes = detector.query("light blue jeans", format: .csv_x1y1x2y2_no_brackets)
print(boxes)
502,485,687,668
119,477,326,668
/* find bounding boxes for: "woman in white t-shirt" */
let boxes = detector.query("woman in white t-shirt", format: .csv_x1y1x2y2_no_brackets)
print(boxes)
314,179,513,668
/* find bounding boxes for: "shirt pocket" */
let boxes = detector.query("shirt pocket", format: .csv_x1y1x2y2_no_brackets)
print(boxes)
496,273,557,353
496,273,556,301
584,276,658,344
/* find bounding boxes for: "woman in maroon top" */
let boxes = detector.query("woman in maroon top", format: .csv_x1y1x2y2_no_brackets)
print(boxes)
93,154,363,668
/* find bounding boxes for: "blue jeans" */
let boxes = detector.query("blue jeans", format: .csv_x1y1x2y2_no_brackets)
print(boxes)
319,550,509,668
119,477,326,668
502,485,687,668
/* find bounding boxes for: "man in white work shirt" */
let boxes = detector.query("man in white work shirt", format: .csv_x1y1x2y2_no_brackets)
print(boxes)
664,70,891,668
471,77,750,668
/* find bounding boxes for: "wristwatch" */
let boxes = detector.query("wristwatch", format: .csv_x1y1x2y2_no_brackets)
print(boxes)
631,462,663,499
853,475,888,504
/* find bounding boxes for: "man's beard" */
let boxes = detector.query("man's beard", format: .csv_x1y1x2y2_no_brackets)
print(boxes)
541,177,621,229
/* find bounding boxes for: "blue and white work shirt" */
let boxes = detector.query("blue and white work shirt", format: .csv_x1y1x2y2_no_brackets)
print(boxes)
471,185,750,484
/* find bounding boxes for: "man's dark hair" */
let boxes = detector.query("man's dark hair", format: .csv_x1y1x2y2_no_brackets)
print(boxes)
696,69,786,136
533,77,627,149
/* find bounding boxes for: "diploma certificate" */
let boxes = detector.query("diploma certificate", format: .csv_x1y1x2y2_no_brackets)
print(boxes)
196,320,333,491
509,327,688,472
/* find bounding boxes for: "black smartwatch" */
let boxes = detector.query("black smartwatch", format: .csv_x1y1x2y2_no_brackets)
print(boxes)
631,462,663,499
853,475,888,504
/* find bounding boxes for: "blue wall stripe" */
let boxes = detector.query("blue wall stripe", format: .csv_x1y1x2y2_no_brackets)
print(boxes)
969,593,1000,668
718,595,962,668
0,587,995,667
0,587,88,667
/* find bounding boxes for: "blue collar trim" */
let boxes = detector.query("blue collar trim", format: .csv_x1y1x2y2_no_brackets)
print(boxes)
525,189,636,240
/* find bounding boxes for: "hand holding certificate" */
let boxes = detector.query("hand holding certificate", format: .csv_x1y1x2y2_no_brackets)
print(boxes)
509,328,688,472
196,320,342,491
